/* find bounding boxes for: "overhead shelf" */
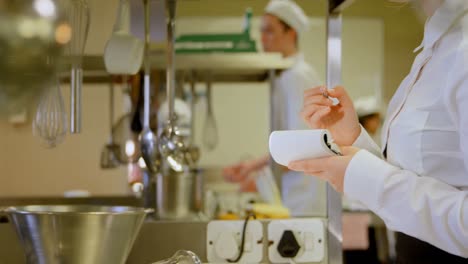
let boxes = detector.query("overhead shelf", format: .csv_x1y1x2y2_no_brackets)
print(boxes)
61,52,293,83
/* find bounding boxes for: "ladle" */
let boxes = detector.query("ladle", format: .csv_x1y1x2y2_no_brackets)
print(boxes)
158,0,187,172
139,0,159,173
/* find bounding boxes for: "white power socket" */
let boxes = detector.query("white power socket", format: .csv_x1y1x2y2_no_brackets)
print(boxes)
268,219,325,263
207,220,263,263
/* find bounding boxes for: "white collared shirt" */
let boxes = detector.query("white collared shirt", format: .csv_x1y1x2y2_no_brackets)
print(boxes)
272,53,324,216
272,53,320,131
345,1,468,258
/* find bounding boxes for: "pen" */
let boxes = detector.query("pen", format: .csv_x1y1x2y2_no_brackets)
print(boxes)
321,87,340,106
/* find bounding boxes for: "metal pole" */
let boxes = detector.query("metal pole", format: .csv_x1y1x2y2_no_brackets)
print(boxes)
268,69,282,191
326,12,343,264
70,67,82,133
109,77,114,143
166,0,177,122
143,0,151,131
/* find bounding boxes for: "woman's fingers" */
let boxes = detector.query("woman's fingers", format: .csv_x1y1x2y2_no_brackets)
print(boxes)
327,86,352,106
326,86,345,97
288,157,328,172
288,159,330,182
303,94,334,107
304,86,327,97
301,104,325,120
307,106,332,126
300,105,331,127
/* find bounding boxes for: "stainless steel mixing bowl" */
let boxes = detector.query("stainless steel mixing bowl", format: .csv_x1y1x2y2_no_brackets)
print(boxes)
3,205,152,264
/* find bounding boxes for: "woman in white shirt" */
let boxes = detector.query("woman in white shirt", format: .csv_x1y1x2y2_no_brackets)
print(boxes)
288,0,468,263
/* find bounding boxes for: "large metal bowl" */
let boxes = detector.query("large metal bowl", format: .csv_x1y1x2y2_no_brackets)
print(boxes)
3,205,152,264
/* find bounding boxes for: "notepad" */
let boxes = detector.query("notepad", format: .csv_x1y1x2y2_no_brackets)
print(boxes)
269,129,342,166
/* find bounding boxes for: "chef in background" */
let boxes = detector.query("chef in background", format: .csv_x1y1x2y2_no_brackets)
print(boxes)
223,0,324,216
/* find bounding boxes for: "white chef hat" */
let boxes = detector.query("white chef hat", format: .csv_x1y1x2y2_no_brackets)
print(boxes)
354,96,381,118
265,0,310,34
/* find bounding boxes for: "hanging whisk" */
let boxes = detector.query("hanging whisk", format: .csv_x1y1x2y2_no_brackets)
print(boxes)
33,75,68,148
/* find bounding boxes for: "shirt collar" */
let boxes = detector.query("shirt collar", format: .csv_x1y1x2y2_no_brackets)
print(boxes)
414,0,468,53
285,52,305,65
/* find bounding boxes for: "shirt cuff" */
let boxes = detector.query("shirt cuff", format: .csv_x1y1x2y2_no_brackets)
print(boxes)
352,125,381,157
344,150,395,211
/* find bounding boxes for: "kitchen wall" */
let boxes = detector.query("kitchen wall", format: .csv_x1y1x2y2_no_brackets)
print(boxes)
0,84,130,197
0,0,423,197
0,0,129,197
343,0,424,102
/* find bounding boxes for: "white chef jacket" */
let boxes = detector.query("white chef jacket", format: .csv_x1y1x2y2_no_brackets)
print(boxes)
272,53,324,216
345,1,468,258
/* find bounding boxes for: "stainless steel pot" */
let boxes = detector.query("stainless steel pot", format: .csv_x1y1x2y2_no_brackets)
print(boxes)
3,205,152,264
156,168,204,220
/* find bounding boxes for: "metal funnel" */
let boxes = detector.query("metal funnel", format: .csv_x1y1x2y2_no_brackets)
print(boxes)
4,205,152,264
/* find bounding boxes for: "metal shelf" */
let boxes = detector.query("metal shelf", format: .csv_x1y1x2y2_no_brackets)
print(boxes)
61,52,293,83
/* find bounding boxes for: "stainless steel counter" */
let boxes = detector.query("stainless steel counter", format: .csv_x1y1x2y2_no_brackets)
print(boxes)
0,218,329,264
0,220,208,264
0,223,24,264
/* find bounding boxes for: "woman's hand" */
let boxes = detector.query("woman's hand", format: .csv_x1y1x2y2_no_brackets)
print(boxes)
301,86,361,146
288,147,361,193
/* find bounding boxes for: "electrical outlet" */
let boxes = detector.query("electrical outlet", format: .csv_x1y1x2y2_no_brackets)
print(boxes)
207,220,263,263
268,219,325,263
